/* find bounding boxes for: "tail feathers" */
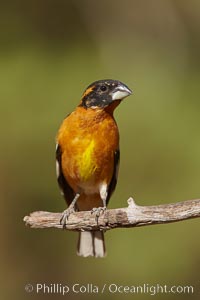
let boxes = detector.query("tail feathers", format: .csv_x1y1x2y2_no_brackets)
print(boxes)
77,231,106,258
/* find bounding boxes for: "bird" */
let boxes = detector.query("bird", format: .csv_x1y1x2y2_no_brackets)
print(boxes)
56,79,132,257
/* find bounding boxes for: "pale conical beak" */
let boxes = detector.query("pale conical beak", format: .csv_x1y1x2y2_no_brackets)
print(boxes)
111,84,132,101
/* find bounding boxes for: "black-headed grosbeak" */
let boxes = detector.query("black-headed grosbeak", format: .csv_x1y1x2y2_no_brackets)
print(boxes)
56,79,132,257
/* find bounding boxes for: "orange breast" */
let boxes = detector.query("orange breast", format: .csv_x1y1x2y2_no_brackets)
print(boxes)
57,106,119,195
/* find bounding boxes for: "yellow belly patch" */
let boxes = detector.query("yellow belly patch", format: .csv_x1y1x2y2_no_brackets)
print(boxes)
78,140,97,181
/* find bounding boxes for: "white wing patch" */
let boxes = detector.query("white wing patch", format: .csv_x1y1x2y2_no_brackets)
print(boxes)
56,159,60,178
55,143,60,178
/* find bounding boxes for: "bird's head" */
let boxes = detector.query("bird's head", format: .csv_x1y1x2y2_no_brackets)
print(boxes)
80,79,132,111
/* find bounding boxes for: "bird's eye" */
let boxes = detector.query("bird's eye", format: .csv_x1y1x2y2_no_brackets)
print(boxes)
100,85,108,92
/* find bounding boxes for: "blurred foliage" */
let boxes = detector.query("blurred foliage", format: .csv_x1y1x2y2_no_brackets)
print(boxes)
1,0,200,299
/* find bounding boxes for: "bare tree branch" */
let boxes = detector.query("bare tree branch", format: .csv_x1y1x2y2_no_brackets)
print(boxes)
23,198,200,231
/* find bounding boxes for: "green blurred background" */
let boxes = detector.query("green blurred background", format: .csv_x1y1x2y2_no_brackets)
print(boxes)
1,0,200,299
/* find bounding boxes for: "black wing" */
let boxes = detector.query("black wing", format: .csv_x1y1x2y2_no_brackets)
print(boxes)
106,149,120,204
56,143,75,206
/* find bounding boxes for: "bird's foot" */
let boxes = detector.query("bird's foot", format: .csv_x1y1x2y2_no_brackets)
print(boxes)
60,207,75,227
91,206,107,223
60,193,80,227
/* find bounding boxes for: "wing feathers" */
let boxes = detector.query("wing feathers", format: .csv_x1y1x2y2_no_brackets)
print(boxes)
106,149,120,204
56,143,75,206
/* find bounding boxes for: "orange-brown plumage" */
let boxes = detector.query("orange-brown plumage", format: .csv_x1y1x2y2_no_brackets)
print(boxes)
56,79,132,257
57,106,119,210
